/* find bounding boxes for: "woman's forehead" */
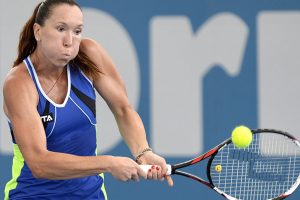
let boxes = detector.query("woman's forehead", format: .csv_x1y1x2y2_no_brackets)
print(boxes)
46,4,83,25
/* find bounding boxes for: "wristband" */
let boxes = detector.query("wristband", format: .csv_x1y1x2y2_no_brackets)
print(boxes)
135,147,152,163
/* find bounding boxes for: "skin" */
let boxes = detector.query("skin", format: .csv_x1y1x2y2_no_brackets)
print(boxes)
3,4,173,185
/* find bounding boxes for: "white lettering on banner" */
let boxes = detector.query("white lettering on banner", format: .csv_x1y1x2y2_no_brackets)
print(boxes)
258,12,300,137
82,8,140,153
150,13,248,156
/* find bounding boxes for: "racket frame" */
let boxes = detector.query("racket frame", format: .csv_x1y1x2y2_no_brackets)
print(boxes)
169,129,300,200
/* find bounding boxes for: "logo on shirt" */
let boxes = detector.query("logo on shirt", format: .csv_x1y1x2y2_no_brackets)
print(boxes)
41,113,54,123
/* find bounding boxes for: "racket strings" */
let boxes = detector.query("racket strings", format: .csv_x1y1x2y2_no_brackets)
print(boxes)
210,132,300,200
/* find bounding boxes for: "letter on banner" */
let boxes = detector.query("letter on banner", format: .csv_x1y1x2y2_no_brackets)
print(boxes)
80,8,140,153
258,11,300,150
150,13,248,156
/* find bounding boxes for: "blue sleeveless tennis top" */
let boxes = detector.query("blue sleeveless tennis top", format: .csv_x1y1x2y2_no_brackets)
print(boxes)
4,57,107,200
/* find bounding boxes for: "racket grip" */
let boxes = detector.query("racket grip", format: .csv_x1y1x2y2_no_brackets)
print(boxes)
139,164,172,175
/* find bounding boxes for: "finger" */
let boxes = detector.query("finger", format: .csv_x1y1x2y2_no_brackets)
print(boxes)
151,165,158,180
154,165,163,180
131,174,140,182
147,168,153,180
160,162,169,178
124,173,132,182
166,175,174,186
160,167,167,181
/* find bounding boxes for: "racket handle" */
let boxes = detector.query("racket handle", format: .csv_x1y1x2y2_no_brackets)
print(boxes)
139,164,172,175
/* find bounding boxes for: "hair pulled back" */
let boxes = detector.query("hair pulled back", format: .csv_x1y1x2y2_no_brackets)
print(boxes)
14,0,101,78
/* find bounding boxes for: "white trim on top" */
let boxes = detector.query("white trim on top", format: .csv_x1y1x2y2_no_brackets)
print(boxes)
80,70,93,87
24,59,33,79
69,96,97,126
27,57,71,108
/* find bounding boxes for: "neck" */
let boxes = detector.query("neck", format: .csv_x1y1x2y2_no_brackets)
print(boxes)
30,51,66,79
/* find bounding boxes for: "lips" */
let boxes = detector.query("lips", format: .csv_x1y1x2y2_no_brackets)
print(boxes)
58,53,72,63
62,53,71,57
61,53,72,61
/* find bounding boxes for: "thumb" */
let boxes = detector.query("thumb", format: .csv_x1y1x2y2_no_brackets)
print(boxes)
166,175,174,186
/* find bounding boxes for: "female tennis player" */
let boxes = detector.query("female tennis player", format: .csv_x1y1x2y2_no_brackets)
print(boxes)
3,0,172,199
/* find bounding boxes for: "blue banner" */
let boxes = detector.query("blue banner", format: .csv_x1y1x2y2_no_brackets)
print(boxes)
1,0,300,199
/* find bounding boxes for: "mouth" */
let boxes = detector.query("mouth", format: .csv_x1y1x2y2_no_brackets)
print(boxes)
62,53,71,57
61,53,73,62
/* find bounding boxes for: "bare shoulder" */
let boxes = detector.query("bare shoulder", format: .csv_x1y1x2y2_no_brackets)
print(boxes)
80,38,102,50
80,38,104,56
80,38,114,64
80,38,117,76
4,63,34,92
3,63,38,115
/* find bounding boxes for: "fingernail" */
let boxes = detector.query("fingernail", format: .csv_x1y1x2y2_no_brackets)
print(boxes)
151,165,155,169
148,169,151,172
163,173,166,177
156,166,160,170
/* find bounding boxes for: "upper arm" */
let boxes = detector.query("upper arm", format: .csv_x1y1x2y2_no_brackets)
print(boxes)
3,67,48,168
80,38,131,114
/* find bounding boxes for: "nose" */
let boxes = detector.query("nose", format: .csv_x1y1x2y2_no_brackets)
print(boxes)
63,31,73,47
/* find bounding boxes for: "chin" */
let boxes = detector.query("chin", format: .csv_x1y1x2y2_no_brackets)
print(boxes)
52,61,68,68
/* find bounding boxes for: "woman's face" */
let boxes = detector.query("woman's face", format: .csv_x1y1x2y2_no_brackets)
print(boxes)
35,4,83,67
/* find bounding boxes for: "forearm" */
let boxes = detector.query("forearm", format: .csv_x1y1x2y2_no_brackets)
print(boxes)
29,151,114,180
114,106,149,158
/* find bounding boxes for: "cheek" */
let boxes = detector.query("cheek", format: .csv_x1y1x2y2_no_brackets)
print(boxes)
41,41,60,58
41,34,62,54
71,38,81,58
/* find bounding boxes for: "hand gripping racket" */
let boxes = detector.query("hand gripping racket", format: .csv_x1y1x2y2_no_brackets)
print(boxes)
141,129,300,200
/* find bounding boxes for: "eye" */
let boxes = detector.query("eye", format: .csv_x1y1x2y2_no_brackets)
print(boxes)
57,26,65,32
74,28,82,35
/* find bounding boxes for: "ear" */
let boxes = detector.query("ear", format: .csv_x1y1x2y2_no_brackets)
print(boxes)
33,23,41,41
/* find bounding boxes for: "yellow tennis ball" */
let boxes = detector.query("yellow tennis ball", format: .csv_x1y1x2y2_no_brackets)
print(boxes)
231,126,253,148
215,164,222,172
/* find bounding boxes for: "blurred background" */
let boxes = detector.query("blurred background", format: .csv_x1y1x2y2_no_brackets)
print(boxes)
1,0,300,199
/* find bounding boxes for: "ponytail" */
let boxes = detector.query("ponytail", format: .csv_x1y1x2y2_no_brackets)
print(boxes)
13,3,41,67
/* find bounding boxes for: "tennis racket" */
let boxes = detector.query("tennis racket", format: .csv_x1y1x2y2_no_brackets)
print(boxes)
141,129,300,200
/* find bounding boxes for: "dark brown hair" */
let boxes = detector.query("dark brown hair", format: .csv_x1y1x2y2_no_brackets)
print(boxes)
14,0,101,78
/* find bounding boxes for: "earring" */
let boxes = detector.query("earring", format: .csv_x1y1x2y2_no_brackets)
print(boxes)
36,38,40,41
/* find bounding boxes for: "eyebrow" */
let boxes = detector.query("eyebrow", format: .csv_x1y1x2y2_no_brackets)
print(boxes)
56,21,84,28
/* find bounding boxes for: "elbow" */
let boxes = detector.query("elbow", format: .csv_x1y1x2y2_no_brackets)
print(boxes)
113,104,133,118
27,156,49,179
30,164,47,179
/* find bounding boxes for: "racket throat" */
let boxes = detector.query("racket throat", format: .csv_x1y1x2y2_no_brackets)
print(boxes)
213,187,238,200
